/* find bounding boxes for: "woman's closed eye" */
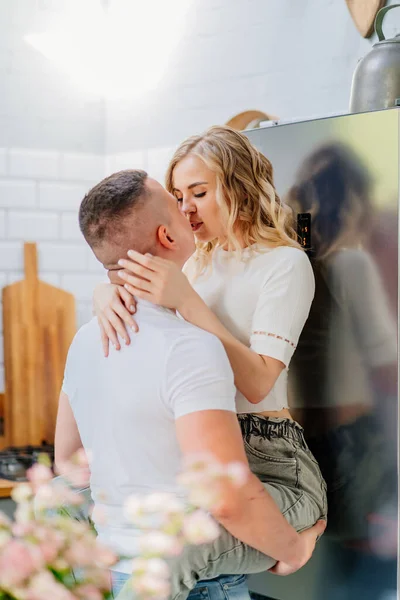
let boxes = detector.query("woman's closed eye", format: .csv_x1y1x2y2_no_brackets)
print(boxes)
194,191,206,198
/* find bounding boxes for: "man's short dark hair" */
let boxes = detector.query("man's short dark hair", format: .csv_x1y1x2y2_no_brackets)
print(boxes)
79,169,148,248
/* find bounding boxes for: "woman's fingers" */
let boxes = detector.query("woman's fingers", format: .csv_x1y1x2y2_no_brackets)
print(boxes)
98,318,110,357
126,250,159,271
118,270,153,292
118,259,154,282
119,286,137,314
123,284,151,301
112,296,137,333
104,306,131,346
99,314,120,351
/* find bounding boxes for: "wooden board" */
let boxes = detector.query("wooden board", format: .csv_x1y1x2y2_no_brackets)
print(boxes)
345,0,386,38
226,110,278,131
2,243,76,447
0,479,17,498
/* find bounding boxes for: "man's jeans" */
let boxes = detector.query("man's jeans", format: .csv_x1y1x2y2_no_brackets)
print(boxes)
111,572,250,600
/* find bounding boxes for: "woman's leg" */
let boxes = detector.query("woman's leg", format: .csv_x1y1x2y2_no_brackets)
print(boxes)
238,414,327,531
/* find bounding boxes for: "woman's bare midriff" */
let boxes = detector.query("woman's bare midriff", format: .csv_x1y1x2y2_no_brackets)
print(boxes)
257,408,293,420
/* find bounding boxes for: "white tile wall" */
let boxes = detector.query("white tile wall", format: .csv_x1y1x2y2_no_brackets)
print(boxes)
0,150,6,176
0,211,5,239
9,149,60,179
0,180,36,207
0,146,164,392
60,154,105,182
0,148,110,393
39,183,89,211
7,211,59,240
60,213,84,241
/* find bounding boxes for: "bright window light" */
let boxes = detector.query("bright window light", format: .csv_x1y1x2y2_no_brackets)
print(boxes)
25,0,192,99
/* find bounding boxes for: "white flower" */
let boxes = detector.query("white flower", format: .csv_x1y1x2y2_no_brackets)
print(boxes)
183,511,220,544
11,483,33,505
131,558,170,579
132,574,171,600
124,495,145,524
226,462,248,487
139,532,183,557
142,493,185,515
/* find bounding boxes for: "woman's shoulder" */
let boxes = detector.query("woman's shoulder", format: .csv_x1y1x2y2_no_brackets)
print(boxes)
253,244,312,271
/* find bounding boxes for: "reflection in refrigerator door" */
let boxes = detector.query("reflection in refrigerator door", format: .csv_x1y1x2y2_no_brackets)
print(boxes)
245,109,399,600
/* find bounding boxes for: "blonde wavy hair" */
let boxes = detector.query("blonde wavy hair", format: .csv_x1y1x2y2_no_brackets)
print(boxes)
165,125,300,275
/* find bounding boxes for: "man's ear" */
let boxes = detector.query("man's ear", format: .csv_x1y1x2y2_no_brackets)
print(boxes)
157,225,177,249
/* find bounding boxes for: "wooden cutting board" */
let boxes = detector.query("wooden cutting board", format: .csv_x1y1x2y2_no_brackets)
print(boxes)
1,243,76,448
345,0,386,38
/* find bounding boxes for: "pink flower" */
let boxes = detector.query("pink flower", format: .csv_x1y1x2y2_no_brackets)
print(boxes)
25,571,77,600
93,542,118,568
0,540,40,588
27,464,53,491
183,511,220,545
35,483,84,511
139,532,183,557
57,449,91,488
65,540,96,567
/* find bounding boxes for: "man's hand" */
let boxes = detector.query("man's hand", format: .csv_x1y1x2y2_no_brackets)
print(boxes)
269,519,326,576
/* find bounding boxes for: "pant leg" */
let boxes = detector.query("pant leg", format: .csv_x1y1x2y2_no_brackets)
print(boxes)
116,525,275,600
238,415,328,531
112,572,131,598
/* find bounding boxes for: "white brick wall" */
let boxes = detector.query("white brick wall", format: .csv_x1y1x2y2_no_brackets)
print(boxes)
0,180,36,207
7,211,59,240
0,143,174,393
0,147,110,393
39,183,89,211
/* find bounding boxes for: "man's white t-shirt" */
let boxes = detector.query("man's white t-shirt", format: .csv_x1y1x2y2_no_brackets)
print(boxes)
62,301,236,571
184,245,315,413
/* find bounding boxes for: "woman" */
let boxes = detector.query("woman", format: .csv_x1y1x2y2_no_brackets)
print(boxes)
94,126,327,594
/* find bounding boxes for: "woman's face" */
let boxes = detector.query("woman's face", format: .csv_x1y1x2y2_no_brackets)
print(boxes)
172,154,226,243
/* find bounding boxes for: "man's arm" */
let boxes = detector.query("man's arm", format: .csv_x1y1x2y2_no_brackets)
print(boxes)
176,409,307,568
54,391,83,471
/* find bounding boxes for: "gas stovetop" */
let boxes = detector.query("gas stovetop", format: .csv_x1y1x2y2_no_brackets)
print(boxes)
0,444,54,482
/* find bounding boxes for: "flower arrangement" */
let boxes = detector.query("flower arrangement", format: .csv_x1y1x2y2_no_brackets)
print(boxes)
0,452,247,600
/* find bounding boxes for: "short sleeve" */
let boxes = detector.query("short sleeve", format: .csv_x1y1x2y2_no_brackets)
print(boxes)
164,332,236,419
250,250,315,367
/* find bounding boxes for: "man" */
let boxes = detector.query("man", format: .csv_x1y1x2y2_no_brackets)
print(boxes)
55,170,324,599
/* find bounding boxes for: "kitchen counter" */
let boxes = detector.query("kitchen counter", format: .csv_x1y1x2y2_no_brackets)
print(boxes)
0,479,17,498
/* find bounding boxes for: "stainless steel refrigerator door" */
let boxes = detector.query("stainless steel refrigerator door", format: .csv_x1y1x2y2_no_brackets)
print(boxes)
245,109,399,600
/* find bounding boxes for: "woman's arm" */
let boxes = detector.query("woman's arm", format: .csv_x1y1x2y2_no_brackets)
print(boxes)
117,251,285,404
178,289,284,404
93,282,138,355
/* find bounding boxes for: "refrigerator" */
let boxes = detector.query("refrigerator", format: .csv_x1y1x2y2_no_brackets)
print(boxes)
244,108,399,600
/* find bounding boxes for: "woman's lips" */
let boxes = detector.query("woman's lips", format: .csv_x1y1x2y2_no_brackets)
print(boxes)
190,222,203,232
